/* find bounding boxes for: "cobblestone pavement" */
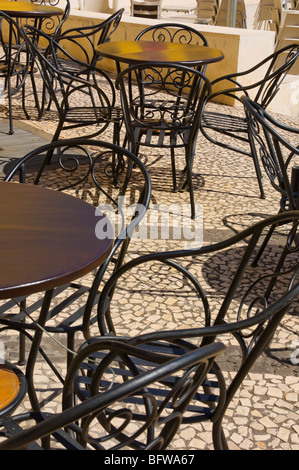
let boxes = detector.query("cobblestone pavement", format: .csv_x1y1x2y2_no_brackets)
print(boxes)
0,73,299,451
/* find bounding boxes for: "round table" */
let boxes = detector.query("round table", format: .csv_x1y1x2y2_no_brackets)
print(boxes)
0,182,113,299
0,0,63,18
0,181,113,410
96,40,224,67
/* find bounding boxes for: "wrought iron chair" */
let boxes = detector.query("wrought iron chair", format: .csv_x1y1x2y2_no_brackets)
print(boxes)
195,0,219,25
135,23,209,69
242,95,299,265
0,361,26,419
6,0,71,121
200,43,299,199
41,8,124,116
214,0,247,27
0,340,225,450
52,9,124,72
0,13,29,134
20,24,123,151
0,139,151,388
94,210,299,449
25,0,71,39
115,62,212,219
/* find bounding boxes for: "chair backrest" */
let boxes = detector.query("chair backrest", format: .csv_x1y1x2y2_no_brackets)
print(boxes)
55,8,124,65
275,12,299,73
21,24,117,121
242,96,299,211
196,0,219,24
3,139,151,326
209,43,299,109
115,62,212,152
256,0,280,21
0,340,225,449
0,12,28,77
135,23,208,74
127,278,299,447
215,0,247,27
135,22,208,73
255,43,299,106
29,0,71,38
135,22,208,47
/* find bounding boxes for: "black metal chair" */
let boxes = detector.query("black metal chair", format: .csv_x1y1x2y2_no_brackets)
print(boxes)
0,13,29,134
200,43,299,199
115,62,212,219
0,361,26,419
0,340,225,450
94,210,299,449
41,9,124,117
135,23,209,55
242,95,299,265
54,9,124,73
135,23,209,85
26,0,71,39
6,0,71,122
20,24,123,149
0,139,151,386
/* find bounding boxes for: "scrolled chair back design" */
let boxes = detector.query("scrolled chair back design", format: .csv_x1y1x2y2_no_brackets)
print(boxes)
135,65,200,129
148,27,197,44
117,62,211,144
0,340,226,450
30,0,63,5
242,95,299,212
135,23,208,46
60,340,225,450
245,105,284,197
256,44,299,109
28,0,71,37
234,233,299,355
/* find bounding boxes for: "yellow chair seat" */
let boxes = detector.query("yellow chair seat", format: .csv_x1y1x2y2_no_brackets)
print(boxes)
0,367,20,411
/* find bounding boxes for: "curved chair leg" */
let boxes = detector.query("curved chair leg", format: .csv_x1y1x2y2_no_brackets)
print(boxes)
25,289,54,412
183,154,196,219
212,420,229,450
39,121,64,168
7,78,13,135
252,213,282,266
248,130,265,199
170,148,178,192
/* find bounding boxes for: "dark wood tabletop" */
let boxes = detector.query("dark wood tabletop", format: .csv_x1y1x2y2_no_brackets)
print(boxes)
0,0,63,18
0,182,113,299
96,40,224,66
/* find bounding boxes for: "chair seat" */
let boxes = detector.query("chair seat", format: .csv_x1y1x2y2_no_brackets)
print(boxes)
55,58,106,76
133,121,190,147
74,341,221,423
0,282,98,334
0,364,26,418
201,110,247,133
0,59,27,80
52,58,88,76
63,106,123,125
0,368,20,411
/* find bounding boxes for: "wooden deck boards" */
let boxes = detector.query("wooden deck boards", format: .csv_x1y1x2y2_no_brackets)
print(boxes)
0,120,50,177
